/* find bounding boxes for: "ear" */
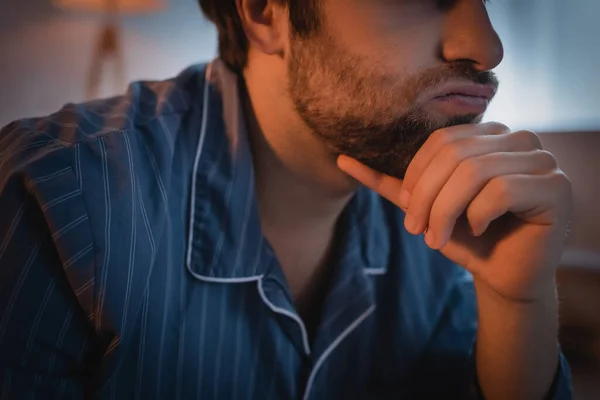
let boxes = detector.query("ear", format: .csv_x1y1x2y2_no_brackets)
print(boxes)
235,0,288,57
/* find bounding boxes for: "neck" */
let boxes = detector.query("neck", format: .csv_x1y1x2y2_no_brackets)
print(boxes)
250,124,351,235
241,56,357,305
241,59,358,237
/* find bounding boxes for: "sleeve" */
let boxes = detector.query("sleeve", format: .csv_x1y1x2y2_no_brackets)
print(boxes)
0,123,100,399
407,270,573,399
470,352,573,400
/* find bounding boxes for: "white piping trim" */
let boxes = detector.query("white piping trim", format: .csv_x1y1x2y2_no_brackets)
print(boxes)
186,62,213,272
257,279,311,356
187,270,263,284
363,267,387,276
183,62,267,283
302,305,376,400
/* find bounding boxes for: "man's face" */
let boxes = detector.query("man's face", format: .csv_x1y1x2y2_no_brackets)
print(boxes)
286,0,503,179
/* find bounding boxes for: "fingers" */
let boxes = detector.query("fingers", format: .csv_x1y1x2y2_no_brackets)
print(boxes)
337,155,405,204
338,122,513,209
465,172,571,239
404,130,546,235
400,122,512,205
424,150,560,249
337,123,569,252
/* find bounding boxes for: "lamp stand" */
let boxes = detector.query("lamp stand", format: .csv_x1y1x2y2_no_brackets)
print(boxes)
86,12,125,99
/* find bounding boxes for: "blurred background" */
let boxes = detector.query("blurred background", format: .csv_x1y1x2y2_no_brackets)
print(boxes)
1,0,598,397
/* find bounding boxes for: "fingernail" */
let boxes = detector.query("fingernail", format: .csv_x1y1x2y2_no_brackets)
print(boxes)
399,189,411,209
405,214,418,233
425,229,437,249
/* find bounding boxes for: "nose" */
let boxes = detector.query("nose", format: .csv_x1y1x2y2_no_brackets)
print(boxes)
441,0,504,71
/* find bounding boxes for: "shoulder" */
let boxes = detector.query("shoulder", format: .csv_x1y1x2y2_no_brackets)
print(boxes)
0,63,208,150
0,62,210,211
0,61,211,228
0,63,210,326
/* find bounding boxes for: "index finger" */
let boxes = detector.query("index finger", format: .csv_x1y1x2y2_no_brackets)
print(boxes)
337,155,406,209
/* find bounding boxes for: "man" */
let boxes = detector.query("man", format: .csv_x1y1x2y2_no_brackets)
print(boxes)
0,0,573,398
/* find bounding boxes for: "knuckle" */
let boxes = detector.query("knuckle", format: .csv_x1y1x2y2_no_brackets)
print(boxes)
430,128,452,147
515,129,543,150
552,170,573,195
490,176,512,203
537,150,558,170
458,157,485,182
485,121,511,134
441,142,465,165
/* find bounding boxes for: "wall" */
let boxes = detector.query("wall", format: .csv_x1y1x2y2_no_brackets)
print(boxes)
540,132,600,257
482,0,600,132
0,0,217,125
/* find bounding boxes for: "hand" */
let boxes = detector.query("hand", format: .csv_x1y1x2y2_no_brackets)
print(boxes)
337,122,573,303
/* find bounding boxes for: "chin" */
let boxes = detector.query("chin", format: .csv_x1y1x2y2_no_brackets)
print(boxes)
423,108,483,125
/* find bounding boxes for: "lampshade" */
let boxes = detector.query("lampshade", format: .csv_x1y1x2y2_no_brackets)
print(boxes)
52,0,165,14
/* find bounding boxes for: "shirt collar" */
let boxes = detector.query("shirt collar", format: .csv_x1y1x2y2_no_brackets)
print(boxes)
186,59,391,282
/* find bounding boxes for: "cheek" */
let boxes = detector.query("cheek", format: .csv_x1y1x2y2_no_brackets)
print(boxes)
324,0,443,72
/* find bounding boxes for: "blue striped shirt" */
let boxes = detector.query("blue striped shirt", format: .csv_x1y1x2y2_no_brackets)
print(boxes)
0,59,571,399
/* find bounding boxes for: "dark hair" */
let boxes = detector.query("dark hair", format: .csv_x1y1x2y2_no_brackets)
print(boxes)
198,0,321,74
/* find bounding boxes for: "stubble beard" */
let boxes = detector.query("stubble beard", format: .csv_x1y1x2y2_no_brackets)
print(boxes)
287,31,494,179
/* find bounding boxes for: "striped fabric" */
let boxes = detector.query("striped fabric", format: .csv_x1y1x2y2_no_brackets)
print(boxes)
0,59,571,399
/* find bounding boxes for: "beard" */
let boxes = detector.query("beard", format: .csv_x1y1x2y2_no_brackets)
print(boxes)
287,30,498,179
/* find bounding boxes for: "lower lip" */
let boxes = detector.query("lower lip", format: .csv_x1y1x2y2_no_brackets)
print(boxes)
429,94,490,115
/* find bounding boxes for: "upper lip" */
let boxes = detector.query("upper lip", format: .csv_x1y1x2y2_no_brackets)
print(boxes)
426,82,497,101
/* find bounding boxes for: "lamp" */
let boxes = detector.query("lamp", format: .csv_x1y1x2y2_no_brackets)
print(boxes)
52,0,166,99
53,0,165,14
